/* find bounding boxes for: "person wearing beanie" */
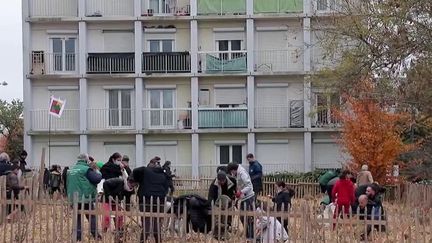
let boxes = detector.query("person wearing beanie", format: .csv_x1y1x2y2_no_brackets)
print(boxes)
356,164,374,186
207,170,237,206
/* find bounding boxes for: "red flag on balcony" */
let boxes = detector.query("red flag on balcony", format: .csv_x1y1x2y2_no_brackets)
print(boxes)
49,96,66,118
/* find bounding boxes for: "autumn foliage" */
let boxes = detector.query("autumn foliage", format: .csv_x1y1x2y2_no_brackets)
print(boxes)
336,96,412,185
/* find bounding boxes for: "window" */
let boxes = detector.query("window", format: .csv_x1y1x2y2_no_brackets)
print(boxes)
218,145,243,164
108,90,132,127
148,0,170,14
148,89,175,128
148,40,174,52
317,0,337,11
51,37,76,72
217,40,243,60
315,93,340,125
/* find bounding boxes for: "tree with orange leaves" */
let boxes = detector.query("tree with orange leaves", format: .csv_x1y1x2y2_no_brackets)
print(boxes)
336,95,412,185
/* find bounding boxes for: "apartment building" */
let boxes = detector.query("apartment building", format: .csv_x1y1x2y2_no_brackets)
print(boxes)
22,0,344,177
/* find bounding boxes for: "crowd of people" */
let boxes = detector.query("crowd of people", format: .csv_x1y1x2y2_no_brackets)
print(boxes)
1,149,387,242
319,165,386,240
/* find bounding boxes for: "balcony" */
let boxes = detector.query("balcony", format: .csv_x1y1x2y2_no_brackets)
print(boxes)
199,51,247,74
30,52,78,75
141,0,190,16
87,109,135,130
30,109,79,132
312,0,342,13
313,109,341,127
143,108,191,130
255,102,304,128
197,0,246,15
198,108,247,128
255,49,304,73
29,0,78,17
142,52,191,74
254,0,303,14
86,0,134,17
87,53,135,74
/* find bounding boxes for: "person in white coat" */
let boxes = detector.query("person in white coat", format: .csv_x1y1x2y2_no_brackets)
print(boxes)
255,205,289,243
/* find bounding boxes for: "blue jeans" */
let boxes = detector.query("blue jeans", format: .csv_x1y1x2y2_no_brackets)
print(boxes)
240,197,255,239
76,203,97,241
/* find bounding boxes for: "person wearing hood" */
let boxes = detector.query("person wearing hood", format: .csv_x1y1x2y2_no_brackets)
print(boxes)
100,153,123,180
255,202,289,243
0,152,12,176
357,164,374,186
133,159,169,243
208,170,237,205
19,150,32,175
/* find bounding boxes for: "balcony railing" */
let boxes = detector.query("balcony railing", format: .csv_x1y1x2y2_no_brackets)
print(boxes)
30,109,79,131
198,107,247,128
87,109,135,130
142,52,191,73
255,49,304,73
197,0,246,15
141,0,190,16
86,0,134,17
87,53,135,74
254,0,303,14
255,102,304,128
199,51,247,73
30,52,78,75
314,108,341,127
143,108,191,129
29,0,78,17
312,0,342,13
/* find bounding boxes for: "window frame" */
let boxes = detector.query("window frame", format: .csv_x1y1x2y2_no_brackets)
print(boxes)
106,89,134,128
49,36,77,73
216,144,245,164
146,89,176,129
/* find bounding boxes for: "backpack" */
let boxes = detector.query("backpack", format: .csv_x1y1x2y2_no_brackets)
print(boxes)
50,172,61,188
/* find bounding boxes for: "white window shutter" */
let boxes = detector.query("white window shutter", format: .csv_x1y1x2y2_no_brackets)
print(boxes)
214,88,246,105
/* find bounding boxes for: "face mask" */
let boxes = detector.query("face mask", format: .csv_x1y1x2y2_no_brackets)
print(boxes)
115,160,122,165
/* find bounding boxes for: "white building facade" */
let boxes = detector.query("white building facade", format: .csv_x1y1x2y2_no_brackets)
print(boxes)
22,0,344,177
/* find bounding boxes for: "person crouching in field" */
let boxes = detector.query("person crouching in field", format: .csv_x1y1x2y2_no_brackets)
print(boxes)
255,201,289,243
102,176,138,239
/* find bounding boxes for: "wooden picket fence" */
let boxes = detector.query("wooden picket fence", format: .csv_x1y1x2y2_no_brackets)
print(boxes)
1,175,432,242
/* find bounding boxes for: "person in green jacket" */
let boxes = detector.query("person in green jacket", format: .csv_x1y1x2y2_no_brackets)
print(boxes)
318,169,340,193
67,153,102,241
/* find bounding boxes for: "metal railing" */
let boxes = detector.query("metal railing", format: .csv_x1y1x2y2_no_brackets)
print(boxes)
87,53,135,74
87,108,135,130
86,0,134,17
314,108,341,127
254,0,303,14
313,0,342,12
197,0,246,15
254,49,304,73
255,102,304,128
143,108,191,129
199,51,247,73
142,52,191,73
30,52,78,75
29,0,78,17
198,107,248,128
30,109,80,131
141,0,190,16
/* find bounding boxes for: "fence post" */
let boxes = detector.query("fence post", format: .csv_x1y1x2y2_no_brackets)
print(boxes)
71,193,78,243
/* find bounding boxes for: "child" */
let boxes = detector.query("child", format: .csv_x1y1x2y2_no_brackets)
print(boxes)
255,201,289,243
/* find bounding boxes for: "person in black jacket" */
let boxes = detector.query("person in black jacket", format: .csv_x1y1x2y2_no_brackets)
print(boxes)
207,171,237,206
268,181,295,232
132,162,169,243
102,177,137,234
247,153,263,196
100,153,123,180
62,166,69,195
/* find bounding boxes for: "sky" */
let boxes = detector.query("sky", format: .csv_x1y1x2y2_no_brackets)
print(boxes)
0,1,23,102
